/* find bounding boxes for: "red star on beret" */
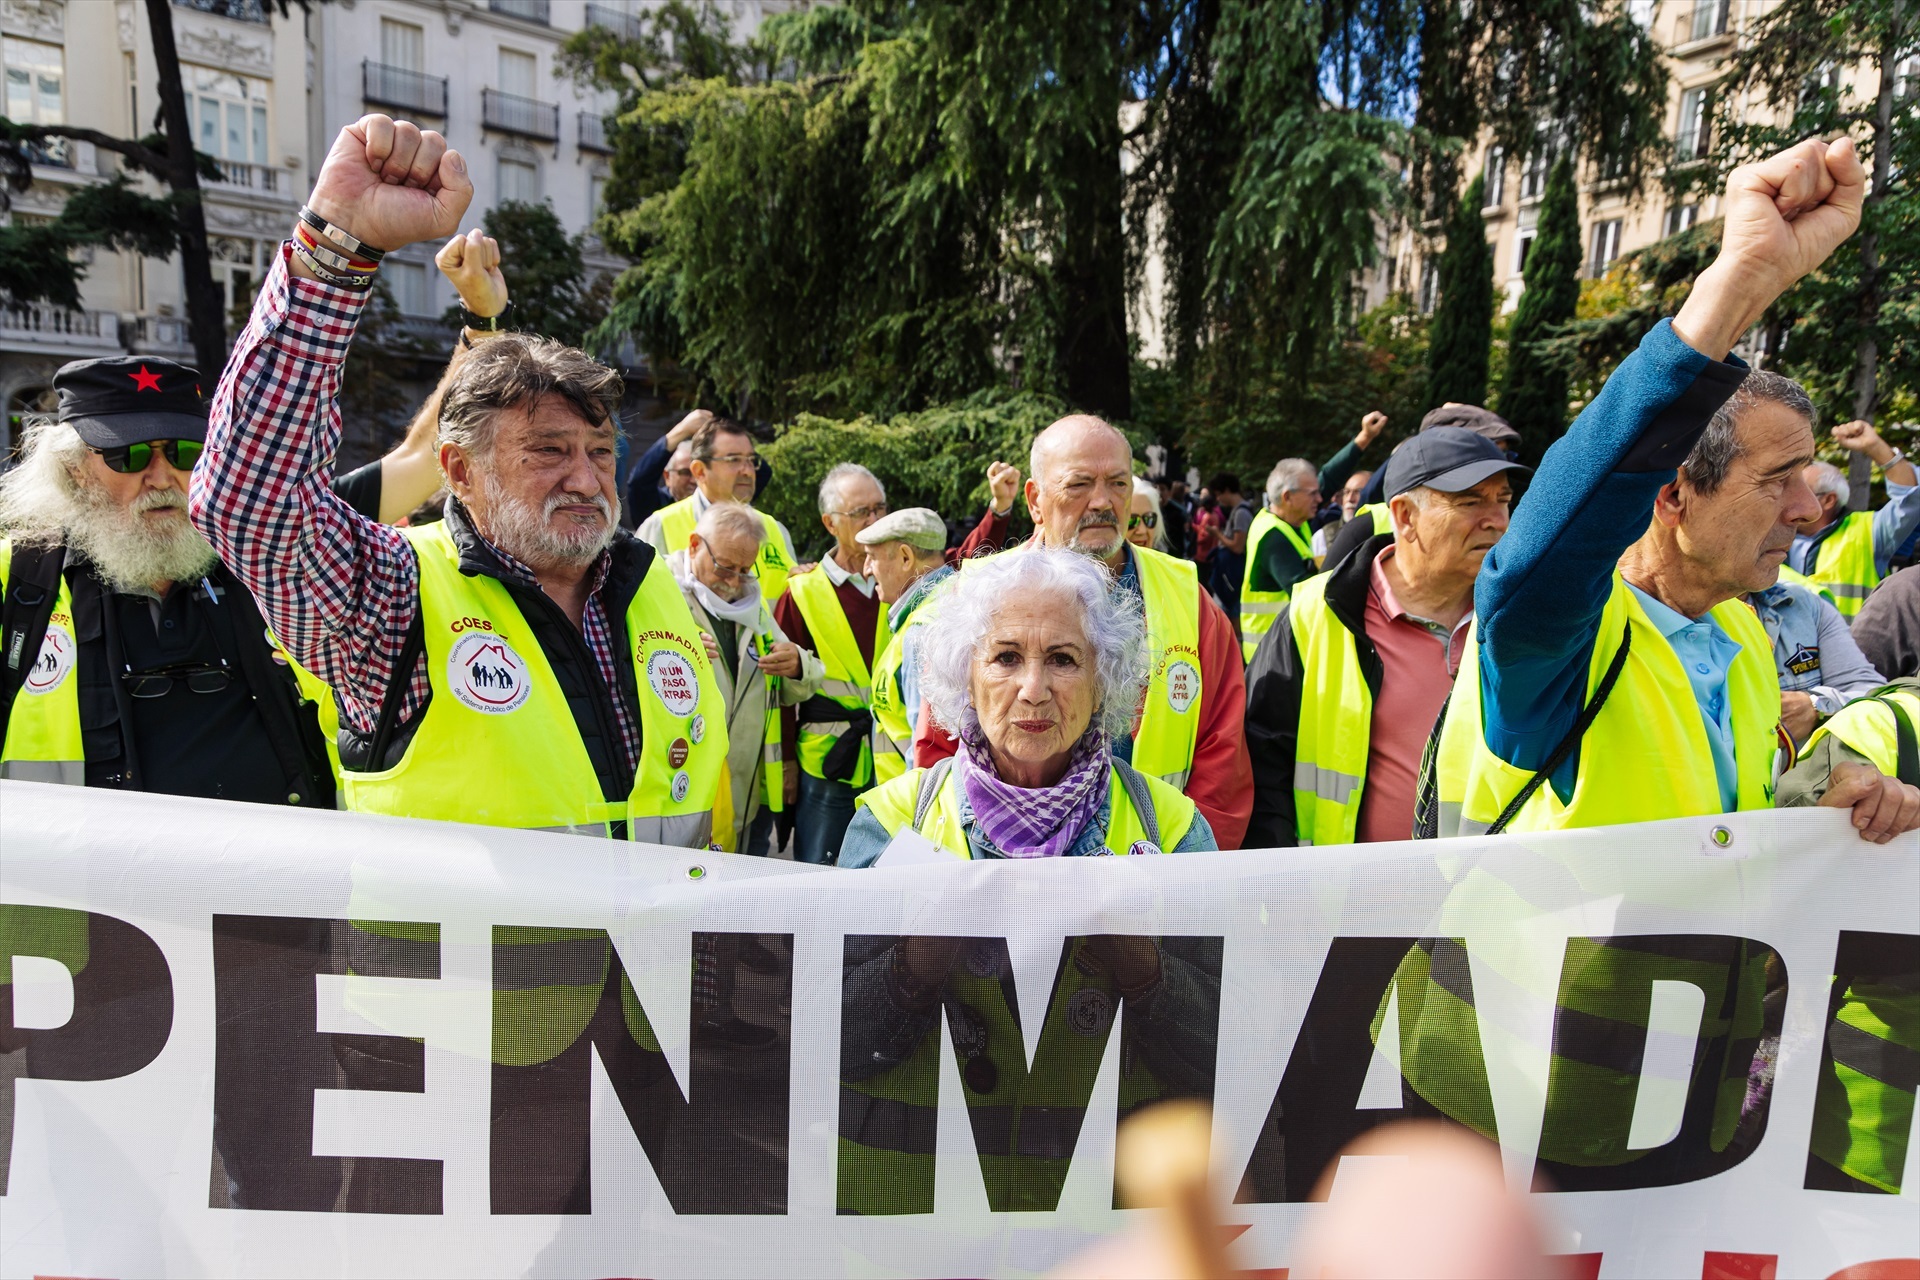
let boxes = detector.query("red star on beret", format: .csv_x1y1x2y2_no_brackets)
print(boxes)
128,364,164,393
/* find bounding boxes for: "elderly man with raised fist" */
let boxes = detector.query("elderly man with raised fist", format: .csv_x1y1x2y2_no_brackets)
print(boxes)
191,115,730,847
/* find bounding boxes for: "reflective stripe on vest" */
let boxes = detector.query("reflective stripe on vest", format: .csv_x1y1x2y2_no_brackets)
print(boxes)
857,762,1197,859
789,568,889,787
1287,571,1374,846
1798,687,1920,1192
1430,572,1778,837
751,628,787,815
655,496,794,607
339,522,728,845
1805,510,1878,617
0,539,84,785
1241,508,1314,661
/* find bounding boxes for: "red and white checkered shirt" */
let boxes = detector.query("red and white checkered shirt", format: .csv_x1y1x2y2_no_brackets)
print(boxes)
189,243,640,775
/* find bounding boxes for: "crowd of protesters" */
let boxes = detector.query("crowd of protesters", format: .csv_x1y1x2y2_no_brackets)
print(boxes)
2,111,1917,1210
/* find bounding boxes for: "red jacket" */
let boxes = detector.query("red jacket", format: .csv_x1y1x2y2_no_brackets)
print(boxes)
911,569,1254,849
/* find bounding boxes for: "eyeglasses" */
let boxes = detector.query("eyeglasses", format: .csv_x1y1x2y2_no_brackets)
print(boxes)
832,503,888,521
699,542,759,580
667,466,694,479
95,439,203,474
122,661,232,698
707,452,759,467
1128,511,1159,530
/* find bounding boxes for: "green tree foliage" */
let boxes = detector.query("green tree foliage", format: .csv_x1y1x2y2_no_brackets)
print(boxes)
0,174,177,308
1498,156,1581,449
565,0,1671,508
450,200,609,348
1424,176,1493,410
757,390,1086,543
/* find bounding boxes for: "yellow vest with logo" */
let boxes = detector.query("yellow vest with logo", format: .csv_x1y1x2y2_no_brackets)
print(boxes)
789,566,890,788
339,522,728,845
1240,507,1314,661
1804,510,1878,618
655,496,793,606
1429,573,1779,837
1796,685,1920,1193
1287,571,1374,846
1129,545,1206,790
0,540,83,785
857,760,1197,859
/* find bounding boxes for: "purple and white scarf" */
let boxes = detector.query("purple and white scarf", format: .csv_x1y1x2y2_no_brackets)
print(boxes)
956,713,1109,859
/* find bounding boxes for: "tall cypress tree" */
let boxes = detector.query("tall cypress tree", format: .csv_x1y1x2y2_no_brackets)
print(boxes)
1425,176,1494,411
1499,156,1582,446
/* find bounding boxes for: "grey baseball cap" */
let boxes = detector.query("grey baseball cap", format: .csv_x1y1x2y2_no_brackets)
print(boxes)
856,507,947,552
1384,427,1530,499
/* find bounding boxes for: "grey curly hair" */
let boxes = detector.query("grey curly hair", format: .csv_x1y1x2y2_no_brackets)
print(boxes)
916,547,1149,739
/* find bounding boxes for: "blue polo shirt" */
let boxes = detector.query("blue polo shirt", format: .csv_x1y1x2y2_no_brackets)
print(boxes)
1625,583,1741,811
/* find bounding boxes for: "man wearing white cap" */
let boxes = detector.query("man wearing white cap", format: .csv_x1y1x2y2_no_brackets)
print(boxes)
858,508,952,785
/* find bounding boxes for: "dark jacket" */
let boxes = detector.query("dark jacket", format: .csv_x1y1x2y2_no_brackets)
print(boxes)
1244,532,1393,847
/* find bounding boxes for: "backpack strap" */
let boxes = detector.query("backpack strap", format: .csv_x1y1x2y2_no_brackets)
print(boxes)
911,756,955,833
1109,758,1163,851
1484,622,1633,836
1871,691,1920,788
2,540,67,717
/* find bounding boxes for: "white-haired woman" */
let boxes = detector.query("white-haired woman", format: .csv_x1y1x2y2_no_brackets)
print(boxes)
838,548,1218,865
1127,475,1166,551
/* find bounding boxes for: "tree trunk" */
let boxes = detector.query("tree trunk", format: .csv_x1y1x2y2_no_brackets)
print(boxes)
1056,69,1132,421
143,0,227,377
1846,23,1898,512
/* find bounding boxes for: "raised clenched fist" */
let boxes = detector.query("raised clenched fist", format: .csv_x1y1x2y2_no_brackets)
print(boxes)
436,229,508,318
1717,136,1865,307
988,460,1022,515
306,115,473,255
1357,411,1388,449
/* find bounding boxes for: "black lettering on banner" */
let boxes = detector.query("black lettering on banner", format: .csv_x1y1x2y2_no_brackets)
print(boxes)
1804,930,1919,1195
489,928,792,1215
1,904,173,1197
1235,937,1495,1204
210,915,442,1213
837,934,1223,1216
1534,934,1784,1192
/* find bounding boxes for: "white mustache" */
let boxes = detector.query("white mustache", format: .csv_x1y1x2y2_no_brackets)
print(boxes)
133,488,188,513
545,491,612,522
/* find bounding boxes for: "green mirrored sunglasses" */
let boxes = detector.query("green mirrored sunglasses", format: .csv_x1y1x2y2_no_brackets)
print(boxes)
95,439,203,473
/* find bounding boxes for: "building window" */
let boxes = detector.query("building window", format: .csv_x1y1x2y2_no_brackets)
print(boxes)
1418,258,1438,314
381,19,425,72
1520,144,1552,202
5,38,66,163
1515,229,1536,276
1898,54,1919,101
1689,0,1729,42
1664,203,1700,237
387,261,431,315
1482,147,1505,208
1588,219,1623,277
499,156,540,204
498,47,537,98
1676,86,1711,163
210,237,268,317
186,65,268,172
588,172,607,216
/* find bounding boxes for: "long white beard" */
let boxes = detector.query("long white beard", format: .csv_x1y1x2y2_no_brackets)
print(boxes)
65,483,218,593
477,471,615,570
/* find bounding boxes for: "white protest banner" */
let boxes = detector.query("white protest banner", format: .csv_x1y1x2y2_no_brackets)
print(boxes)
1,780,1915,1279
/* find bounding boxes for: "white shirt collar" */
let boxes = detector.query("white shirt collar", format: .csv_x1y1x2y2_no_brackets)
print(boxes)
821,547,874,596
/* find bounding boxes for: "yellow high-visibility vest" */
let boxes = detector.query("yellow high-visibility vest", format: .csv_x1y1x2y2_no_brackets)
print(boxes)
654,496,794,605
1240,507,1314,661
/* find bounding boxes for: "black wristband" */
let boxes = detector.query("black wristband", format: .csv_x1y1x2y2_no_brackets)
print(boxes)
461,300,512,332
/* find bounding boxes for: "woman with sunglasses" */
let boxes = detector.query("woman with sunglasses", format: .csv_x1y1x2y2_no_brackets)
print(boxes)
1128,475,1166,552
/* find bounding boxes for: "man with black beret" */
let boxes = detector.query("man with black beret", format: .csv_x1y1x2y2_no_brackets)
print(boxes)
0,355,338,805
1245,428,1527,846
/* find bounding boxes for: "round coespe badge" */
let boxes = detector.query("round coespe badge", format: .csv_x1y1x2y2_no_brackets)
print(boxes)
647,649,699,717
671,771,691,803
23,626,75,696
448,634,531,714
1067,987,1113,1037
1163,659,1200,714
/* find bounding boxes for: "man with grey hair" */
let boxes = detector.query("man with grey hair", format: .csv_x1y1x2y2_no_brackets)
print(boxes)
773,461,892,862
668,500,821,856
1241,411,1389,659
193,114,729,846
914,413,1253,847
638,414,799,601
1788,417,1920,617
857,507,953,785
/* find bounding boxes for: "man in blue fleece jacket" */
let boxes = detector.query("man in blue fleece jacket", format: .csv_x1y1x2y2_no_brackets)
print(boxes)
1426,135,1920,843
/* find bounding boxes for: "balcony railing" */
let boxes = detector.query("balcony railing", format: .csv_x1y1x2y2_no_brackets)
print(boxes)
585,3,645,41
209,160,284,192
0,304,121,352
482,89,560,141
173,0,268,23
488,0,550,23
579,111,613,153
364,60,449,116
